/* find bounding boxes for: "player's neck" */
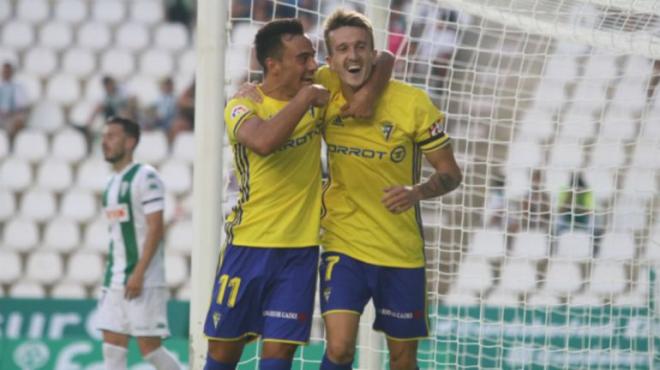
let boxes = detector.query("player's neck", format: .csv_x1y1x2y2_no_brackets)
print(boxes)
112,156,134,173
260,79,296,101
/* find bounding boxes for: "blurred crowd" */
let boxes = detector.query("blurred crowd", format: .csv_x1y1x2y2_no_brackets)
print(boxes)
229,0,467,91
82,75,195,143
1,0,467,145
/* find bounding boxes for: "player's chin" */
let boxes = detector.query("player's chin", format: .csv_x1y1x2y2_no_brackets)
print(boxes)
343,73,368,89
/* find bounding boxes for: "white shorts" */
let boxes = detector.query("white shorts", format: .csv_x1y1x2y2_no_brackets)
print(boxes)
95,287,171,338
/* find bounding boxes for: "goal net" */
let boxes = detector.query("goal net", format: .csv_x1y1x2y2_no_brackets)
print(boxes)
222,0,660,368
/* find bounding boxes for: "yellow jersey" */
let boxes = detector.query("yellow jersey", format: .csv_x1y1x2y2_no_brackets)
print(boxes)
224,89,324,247
316,67,450,267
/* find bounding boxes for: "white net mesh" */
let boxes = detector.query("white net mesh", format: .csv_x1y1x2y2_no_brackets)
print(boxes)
225,0,660,368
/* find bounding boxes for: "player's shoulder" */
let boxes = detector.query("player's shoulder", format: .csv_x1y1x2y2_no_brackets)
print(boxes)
314,65,341,92
383,81,432,121
225,96,259,119
385,80,428,100
135,163,162,180
315,65,333,80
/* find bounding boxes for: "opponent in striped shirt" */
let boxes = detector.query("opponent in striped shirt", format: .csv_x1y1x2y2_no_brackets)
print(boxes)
316,9,463,370
96,117,180,370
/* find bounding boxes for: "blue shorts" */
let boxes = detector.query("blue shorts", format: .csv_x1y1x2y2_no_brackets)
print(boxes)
204,244,319,344
319,252,429,340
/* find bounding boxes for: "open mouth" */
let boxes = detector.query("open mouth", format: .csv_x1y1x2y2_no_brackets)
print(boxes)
347,65,361,74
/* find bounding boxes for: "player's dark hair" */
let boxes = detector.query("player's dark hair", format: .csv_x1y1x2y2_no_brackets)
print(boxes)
107,116,141,146
323,8,374,55
254,18,304,75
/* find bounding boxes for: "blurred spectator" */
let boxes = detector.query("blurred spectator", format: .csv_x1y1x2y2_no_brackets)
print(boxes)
168,80,195,142
388,11,407,55
275,0,296,18
88,76,130,125
414,10,458,89
165,0,194,27
84,76,139,145
484,174,513,230
299,11,318,33
145,77,177,132
0,62,30,140
298,0,318,11
253,0,273,22
232,0,251,18
322,0,362,14
520,169,551,232
555,172,595,235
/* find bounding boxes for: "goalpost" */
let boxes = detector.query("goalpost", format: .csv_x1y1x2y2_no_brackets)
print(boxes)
193,0,660,368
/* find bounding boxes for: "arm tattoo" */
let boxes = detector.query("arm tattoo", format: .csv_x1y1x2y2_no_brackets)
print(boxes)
419,172,461,199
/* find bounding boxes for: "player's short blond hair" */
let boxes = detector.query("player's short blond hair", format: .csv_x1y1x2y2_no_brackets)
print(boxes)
323,8,375,55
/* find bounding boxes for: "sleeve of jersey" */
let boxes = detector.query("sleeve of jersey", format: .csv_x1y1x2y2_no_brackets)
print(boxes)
413,92,450,153
140,169,166,214
224,98,257,142
314,65,342,94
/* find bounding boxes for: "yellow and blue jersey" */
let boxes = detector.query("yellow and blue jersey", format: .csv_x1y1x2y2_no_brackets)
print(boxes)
316,67,450,268
223,88,324,247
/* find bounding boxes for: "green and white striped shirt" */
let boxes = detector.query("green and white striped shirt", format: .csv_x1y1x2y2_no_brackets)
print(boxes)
102,163,166,288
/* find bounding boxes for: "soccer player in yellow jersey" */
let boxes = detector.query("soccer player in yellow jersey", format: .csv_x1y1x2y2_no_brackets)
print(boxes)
316,10,463,370
203,18,393,370
203,19,330,370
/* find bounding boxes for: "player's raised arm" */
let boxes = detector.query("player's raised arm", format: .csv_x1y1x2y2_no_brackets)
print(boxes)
234,84,328,156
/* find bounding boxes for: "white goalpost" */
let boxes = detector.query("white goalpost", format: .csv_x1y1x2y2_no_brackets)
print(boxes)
190,0,227,368
192,0,660,369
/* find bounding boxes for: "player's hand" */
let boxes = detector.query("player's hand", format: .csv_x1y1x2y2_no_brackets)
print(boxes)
234,82,262,103
382,185,421,214
124,272,144,300
304,84,330,107
340,88,375,119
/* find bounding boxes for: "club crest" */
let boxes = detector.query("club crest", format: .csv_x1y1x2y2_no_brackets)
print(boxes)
382,122,394,141
213,312,221,328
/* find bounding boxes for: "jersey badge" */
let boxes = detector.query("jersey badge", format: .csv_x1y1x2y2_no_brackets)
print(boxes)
230,105,249,120
381,122,394,141
323,287,332,302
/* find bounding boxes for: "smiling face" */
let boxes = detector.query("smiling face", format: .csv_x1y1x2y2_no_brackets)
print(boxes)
326,26,377,91
266,34,318,97
280,34,318,93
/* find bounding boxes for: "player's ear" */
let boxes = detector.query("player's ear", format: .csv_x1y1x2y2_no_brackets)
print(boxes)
265,57,278,75
325,54,336,72
126,136,138,152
